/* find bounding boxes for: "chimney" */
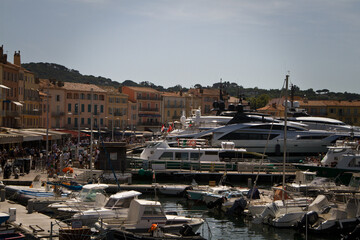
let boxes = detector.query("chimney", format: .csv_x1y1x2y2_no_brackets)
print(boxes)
14,51,21,66
0,45,3,58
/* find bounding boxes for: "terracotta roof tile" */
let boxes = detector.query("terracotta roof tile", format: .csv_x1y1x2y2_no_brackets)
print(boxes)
123,86,160,93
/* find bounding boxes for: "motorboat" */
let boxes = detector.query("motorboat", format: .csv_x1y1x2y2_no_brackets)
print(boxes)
253,195,330,228
286,171,337,196
94,199,204,234
297,197,360,234
72,190,142,226
48,183,109,217
294,140,360,183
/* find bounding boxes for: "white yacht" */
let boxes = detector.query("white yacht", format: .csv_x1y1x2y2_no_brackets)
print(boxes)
139,140,264,162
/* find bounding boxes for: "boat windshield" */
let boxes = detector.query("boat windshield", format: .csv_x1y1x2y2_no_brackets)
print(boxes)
146,142,162,148
79,188,106,202
143,206,164,217
104,197,135,209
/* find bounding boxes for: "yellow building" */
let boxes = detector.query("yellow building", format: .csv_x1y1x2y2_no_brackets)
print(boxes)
299,100,360,126
99,86,128,131
161,92,185,124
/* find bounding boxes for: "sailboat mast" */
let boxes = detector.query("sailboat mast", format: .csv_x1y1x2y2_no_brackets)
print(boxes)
283,74,289,196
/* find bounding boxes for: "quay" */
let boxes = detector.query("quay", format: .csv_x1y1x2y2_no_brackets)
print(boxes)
1,200,68,239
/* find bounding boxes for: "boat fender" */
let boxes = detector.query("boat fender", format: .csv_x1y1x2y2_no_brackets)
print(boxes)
148,223,158,232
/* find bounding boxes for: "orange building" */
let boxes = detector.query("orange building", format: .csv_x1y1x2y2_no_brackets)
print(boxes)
122,86,161,131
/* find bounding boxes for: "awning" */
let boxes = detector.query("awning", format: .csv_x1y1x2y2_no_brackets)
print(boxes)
0,84,10,90
0,134,23,144
56,129,90,138
12,101,23,106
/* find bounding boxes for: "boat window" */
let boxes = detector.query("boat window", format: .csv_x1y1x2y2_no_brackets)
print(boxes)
104,198,117,208
296,135,328,140
113,198,134,208
143,206,164,216
175,152,188,160
248,125,304,131
219,132,278,140
190,152,202,160
79,188,90,200
205,151,218,155
159,152,173,160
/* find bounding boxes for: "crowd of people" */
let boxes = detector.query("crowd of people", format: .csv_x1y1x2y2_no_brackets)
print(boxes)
0,134,148,179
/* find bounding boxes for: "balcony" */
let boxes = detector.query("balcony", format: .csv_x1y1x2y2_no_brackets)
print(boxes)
137,122,162,126
166,105,184,108
137,96,160,101
22,110,42,116
4,111,20,117
172,115,181,120
139,108,159,112
51,111,65,117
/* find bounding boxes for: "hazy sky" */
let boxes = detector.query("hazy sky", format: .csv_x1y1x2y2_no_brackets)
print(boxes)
1,0,360,93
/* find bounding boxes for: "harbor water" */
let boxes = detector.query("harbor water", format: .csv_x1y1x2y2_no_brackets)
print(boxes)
147,195,334,240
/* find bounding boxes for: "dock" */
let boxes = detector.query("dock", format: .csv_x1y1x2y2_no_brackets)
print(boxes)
1,200,68,239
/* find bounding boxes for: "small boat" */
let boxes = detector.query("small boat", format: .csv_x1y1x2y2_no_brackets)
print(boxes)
72,190,142,226
297,197,360,234
0,212,10,225
286,171,337,196
49,183,109,217
94,199,204,234
254,195,331,228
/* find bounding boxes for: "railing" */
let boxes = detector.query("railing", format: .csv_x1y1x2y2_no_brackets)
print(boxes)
51,111,65,117
127,159,298,173
139,108,159,112
137,96,160,100
22,110,42,116
4,111,20,117
166,105,184,108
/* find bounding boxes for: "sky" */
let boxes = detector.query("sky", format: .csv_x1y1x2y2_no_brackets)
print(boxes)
1,0,360,93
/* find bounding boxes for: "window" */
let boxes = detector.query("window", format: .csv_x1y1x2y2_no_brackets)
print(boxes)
67,117,71,125
94,105,98,114
81,104,85,112
99,95,104,100
175,152,188,160
81,93,85,99
74,118,78,127
190,153,201,160
81,118,84,125
88,118,91,125
67,93,72,99
68,103,71,112
159,152,173,160
94,94,98,100
87,94,91,100
56,95,60,102
100,118,103,125
100,105,104,113
75,104,78,113
74,93,79,99
88,104,91,113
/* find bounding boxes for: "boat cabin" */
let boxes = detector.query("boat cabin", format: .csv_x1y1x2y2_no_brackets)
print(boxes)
126,199,167,229
104,190,142,210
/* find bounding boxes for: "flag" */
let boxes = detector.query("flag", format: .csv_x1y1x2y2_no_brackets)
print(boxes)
167,124,173,132
161,125,165,132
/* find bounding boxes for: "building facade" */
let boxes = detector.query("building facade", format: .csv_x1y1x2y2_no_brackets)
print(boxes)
161,92,185,124
122,86,161,131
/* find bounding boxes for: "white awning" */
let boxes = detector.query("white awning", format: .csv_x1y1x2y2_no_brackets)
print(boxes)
12,101,23,106
0,84,10,90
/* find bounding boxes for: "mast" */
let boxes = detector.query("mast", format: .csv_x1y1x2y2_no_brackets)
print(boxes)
283,74,289,200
